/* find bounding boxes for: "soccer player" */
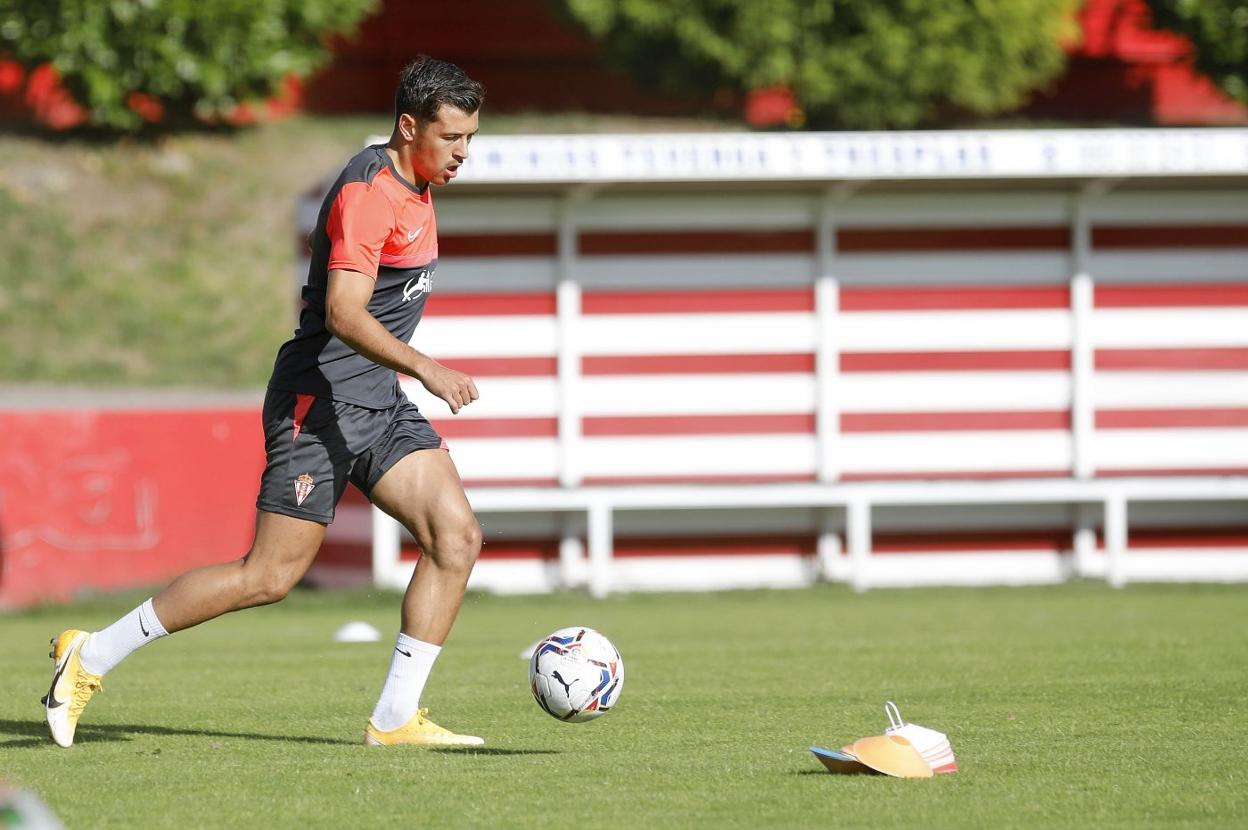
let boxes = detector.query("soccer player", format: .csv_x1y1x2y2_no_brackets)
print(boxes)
43,56,487,748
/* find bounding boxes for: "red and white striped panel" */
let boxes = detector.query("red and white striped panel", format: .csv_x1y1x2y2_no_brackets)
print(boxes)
838,284,1075,479
375,219,1245,579
405,283,1248,483
403,292,561,486
579,288,818,484
406,283,1082,483
1092,282,1248,476
423,222,1078,482
406,287,818,485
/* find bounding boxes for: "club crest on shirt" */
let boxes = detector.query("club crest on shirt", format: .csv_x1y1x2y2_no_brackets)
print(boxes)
402,270,433,302
294,473,316,506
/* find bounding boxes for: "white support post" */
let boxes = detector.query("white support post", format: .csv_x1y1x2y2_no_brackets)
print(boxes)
556,278,582,488
1070,179,1115,481
587,499,614,599
556,189,587,488
558,515,586,589
1072,503,1098,580
814,185,853,584
847,497,872,593
371,506,402,589
1070,191,1095,481
815,508,845,583
1105,491,1128,588
815,185,845,484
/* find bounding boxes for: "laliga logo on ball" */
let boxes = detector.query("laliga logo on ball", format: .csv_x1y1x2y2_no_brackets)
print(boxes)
529,627,624,722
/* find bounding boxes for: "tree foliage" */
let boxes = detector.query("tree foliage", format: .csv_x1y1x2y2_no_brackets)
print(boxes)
0,0,377,130
555,0,1080,129
1143,0,1248,104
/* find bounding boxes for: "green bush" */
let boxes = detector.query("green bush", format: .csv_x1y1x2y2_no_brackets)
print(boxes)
555,0,1080,129
0,0,378,130
1144,0,1248,105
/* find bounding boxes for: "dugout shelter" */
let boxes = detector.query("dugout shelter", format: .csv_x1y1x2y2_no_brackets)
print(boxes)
312,128,1248,596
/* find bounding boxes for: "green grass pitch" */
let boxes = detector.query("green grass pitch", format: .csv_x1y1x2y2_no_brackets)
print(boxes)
2,583,1245,828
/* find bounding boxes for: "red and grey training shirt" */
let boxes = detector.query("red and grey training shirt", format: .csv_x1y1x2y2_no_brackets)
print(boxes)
269,145,438,409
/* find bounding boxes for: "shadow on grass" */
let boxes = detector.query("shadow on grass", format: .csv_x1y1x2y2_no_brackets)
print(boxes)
0,720,560,755
0,718,355,747
428,747,558,757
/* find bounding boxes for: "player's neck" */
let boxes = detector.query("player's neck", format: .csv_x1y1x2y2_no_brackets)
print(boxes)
384,143,429,190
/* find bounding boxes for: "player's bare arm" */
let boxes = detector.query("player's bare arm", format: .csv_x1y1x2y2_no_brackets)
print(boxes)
325,267,479,414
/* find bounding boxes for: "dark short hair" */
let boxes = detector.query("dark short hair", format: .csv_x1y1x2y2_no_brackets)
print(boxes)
394,56,484,126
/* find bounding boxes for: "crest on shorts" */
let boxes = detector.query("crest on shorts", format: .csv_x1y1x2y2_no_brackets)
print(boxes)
294,473,316,506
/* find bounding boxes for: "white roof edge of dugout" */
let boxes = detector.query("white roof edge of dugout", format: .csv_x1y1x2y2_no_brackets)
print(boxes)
382,128,1248,184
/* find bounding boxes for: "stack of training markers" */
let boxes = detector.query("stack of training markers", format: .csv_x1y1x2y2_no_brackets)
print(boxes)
810,702,957,779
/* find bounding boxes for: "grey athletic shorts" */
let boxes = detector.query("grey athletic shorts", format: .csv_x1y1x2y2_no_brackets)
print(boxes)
256,388,445,524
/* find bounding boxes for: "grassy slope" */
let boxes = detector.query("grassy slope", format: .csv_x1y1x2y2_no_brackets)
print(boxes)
0,113,738,389
0,117,373,386
1,583,1245,828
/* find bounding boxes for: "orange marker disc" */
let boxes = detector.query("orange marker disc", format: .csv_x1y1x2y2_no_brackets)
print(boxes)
849,735,934,779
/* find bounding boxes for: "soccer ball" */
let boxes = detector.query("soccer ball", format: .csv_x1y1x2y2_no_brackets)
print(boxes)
529,627,624,722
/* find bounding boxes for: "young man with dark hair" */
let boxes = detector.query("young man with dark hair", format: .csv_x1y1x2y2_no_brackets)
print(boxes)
43,56,488,748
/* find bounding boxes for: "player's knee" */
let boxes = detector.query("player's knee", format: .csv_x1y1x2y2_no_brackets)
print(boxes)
433,516,482,574
243,565,297,607
257,575,294,606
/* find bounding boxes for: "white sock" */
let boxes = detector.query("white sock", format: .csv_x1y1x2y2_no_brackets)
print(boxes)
79,598,169,676
370,633,442,731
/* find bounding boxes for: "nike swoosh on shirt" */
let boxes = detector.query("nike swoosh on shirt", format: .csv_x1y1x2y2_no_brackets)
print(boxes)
406,228,422,241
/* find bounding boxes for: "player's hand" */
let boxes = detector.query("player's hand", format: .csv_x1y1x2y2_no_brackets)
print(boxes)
415,359,479,414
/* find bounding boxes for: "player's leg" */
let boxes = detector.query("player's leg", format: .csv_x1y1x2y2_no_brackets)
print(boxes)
372,448,481,644
95,388,342,645
362,444,484,746
86,509,324,666
151,510,327,631
43,510,327,747
45,389,343,747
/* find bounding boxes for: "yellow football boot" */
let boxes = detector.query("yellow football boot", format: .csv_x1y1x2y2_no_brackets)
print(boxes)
364,708,484,747
43,630,103,748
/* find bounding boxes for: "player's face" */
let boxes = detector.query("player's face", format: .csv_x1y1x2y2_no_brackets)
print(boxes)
410,104,479,186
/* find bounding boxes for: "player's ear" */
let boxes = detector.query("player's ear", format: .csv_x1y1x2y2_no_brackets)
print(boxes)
398,113,419,142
